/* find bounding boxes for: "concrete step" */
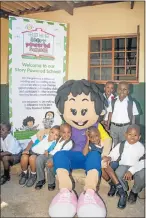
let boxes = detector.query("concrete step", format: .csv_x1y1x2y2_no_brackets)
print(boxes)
1,163,139,195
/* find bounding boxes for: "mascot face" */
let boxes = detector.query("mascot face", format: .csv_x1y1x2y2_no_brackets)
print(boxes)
55,79,106,130
63,93,99,130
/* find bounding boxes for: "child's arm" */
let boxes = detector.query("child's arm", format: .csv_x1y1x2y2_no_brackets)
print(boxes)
23,140,33,154
83,131,90,156
36,129,50,141
98,123,112,157
107,112,112,130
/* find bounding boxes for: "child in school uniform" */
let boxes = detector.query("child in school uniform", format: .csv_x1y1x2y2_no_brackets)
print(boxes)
104,124,144,206
0,122,22,185
84,126,128,209
35,123,74,191
19,125,60,187
102,81,115,130
108,81,139,147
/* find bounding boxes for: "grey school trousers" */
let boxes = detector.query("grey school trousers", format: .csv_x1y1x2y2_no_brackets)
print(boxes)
36,154,55,185
115,165,145,193
110,123,129,147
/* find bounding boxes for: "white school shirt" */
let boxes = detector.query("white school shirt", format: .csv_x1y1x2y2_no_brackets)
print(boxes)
108,141,144,173
31,134,55,155
108,96,139,124
103,93,114,121
0,133,22,154
128,159,145,175
50,137,73,156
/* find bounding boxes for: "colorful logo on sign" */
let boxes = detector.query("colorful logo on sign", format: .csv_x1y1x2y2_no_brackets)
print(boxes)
21,28,55,60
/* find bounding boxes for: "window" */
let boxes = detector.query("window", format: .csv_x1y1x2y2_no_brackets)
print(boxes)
88,35,139,83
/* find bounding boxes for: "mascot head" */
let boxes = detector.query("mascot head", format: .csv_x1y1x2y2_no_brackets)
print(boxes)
55,79,107,130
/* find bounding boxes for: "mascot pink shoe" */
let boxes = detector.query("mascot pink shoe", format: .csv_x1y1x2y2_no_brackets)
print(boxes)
77,189,106,217
49,188,77,217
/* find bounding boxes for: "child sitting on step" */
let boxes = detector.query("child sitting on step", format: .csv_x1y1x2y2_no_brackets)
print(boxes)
0,122,22,185
19,125,60,187
104,124,144,207
84,126,132,209
35,123,74,191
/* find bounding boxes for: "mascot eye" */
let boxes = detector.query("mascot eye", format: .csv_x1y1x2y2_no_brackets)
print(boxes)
70,108,77,116
81,109,88,116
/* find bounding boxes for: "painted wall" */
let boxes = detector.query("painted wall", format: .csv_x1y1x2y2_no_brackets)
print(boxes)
0,1,144,84
1,18,9,84
0,2,145,142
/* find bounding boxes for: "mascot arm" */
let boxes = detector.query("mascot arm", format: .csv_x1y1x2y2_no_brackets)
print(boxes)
98,123,112,157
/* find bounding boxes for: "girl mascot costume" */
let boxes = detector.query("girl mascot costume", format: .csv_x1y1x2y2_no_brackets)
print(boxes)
39,80,112,217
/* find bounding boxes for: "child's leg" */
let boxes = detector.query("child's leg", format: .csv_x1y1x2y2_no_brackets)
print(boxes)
29,154,37,173
0,155,14,185
20,154,29,171
110,123,119,147
102,168,110,181
25,155,37,187
128,168,145,204
105,165,120,185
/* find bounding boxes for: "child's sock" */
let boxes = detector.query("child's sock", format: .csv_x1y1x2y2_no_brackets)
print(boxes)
23,170,27,174
31,171,36,174
116,183,125,195
4,169,10,177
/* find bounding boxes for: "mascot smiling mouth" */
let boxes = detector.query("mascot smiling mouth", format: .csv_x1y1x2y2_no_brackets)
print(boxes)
72,120,88,126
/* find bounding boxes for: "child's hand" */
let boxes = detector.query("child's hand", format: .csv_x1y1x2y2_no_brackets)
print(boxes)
102,156,111,162
101,160,108,168
101,156,111,168
22,150,29,155
123,171,133,181
46,161,53,168
44,151,48,156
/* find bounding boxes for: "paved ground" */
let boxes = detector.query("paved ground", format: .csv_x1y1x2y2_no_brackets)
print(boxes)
1,170,145,217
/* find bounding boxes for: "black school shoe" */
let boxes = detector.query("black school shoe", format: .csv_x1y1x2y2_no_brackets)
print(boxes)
48,183,56,191
25,173,37,187
108,184,116,196
0,175,10,185
117,192,127,209
128,191,138,204
19,171,29,185
35,180,46,190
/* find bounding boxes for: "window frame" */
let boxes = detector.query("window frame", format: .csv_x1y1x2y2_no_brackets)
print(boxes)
88,34,140,84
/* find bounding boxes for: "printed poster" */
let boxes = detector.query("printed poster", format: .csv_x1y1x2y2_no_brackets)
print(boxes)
9,16,67,141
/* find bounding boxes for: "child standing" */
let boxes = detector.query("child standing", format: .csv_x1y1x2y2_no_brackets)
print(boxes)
19,125,60,187
104,125,144,206
35,123,74,191
102,81,115,130
108,81,139,147
0,122,22,185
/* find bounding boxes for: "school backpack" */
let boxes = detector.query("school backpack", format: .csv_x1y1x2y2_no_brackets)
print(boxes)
111,98,133,123
59,138,75,150
117,140,144,162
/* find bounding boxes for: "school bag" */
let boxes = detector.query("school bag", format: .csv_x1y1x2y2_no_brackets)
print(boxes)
111,97,133,123
58,138,75,150
117,140,144,162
